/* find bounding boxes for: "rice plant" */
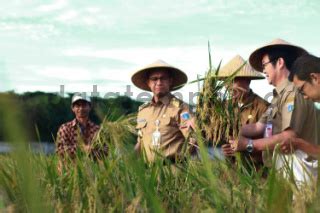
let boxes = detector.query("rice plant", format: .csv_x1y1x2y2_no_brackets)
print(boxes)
0,48,319,212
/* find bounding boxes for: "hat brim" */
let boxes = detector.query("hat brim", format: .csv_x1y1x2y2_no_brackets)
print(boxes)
249,44,307,72
213,74,265,80
71,99,91,106
131,66,188,91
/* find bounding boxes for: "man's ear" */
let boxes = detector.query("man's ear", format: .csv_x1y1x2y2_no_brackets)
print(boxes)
310,73,320,85
277,57,285,69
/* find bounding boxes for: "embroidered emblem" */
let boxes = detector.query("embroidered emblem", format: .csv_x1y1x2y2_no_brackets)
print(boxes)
180,112,190,120
287,103,294,112
171,98,180,108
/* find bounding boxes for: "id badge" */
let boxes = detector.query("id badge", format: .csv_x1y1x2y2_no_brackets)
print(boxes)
264,123,273,138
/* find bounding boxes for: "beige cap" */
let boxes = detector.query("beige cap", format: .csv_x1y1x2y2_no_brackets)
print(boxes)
249,38,307,72
214,55,264,80
131,60,188,91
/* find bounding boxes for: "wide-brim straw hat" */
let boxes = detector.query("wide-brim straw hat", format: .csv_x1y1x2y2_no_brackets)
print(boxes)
249,38,308,72
214,55,264,80
131,60,188,91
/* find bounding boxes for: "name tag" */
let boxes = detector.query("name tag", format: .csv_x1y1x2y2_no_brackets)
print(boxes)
264,123,273,138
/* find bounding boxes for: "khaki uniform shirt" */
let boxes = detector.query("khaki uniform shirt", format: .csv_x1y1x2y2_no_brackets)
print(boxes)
240,91,269,167
240,90,269,125
136,93,191,162
259,79,319,150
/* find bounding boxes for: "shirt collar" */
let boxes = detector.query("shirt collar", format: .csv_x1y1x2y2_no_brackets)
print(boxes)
71,118,93,128
242,89,255,105
274,79,291,96
71,118,78,127
151,93,173,106
239,90,256,110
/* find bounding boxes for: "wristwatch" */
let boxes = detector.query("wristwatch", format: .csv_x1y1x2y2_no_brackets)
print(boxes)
246,139,254,153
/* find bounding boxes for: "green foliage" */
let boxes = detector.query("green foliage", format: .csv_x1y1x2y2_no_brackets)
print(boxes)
0,89,318,212
1,46,318,212
0,92,141,142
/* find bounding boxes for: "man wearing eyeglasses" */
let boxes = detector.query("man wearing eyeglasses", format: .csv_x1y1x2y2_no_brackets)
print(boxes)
230,39,319,183
131,60,195,163
279,54,320,158
289,54,320,102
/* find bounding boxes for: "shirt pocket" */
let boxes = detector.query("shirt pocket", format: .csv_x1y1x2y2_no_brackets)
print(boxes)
136,120,147,136
136,120,147,129
160,117,179,135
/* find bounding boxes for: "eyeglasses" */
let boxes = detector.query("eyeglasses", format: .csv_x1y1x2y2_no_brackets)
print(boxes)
262,58,278,70
149,76,170,82
297,82,306,95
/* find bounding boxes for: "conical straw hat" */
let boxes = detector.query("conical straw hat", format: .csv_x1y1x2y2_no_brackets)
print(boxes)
131,60,188,91
249,38,307,72
214,55,264,80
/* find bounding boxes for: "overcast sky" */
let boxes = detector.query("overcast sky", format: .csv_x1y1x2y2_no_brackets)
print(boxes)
1,0,319,102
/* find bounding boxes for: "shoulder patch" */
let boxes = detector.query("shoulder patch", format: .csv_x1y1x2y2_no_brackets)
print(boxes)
138,102,150,111
287,102,294,112
286,96,295,103
170,98,181,108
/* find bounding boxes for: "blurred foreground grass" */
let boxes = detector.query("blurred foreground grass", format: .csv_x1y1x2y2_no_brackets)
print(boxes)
1,137,319,212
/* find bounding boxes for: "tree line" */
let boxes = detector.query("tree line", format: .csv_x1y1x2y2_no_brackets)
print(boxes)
0,91,141,143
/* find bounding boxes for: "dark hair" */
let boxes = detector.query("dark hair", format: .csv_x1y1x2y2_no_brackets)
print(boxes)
266,47,301,71
289,54,320,82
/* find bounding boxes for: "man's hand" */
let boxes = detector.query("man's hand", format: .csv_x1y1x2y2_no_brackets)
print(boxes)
280,138,296,154
229,136,249,152
180,117,196,131
83,144,91,153
222,144,235,156
134,141,141,153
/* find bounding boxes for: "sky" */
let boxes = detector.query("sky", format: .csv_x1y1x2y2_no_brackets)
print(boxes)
0,0,319,103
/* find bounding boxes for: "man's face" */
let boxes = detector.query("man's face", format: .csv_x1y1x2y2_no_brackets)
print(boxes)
147,70,172,96
72,100,91,119
293,74,320,102
262,54,278,86
231,78,250,100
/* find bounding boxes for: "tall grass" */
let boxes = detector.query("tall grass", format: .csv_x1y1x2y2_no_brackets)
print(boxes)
0,53,319,212
0,101,318,212
1,140,317,212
